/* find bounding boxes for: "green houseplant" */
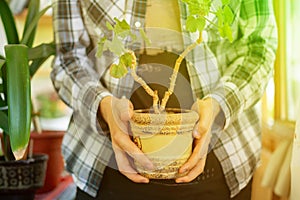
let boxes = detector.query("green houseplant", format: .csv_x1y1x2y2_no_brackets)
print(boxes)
96,0,233,178
0,0,55,198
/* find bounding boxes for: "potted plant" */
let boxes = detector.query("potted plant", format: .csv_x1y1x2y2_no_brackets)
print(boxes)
96,0,233,179
31,91,67,193
2,0,65,194
0,0,56,198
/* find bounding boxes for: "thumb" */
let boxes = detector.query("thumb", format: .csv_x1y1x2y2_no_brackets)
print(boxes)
192,123,201,139
119,98,134,121
194,99,215,137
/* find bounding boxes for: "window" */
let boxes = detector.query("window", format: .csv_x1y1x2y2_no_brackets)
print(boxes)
285,0,300,121
264,0,299,124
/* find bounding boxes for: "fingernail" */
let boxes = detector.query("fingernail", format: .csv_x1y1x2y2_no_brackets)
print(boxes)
180,167,188,174
175,179,183,183
141,178,149,183
193,130,200,139
146,163,154,170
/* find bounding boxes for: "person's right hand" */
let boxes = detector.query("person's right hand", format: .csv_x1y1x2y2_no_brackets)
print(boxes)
100,96,154,183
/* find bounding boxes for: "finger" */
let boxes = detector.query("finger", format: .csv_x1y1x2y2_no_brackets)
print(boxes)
179,131,211,174
113,133,154,170
175,156,207,183
119,98,134,121
192,122,201,139
178,138,204,174
193,99,214,136
109,98,134,134
198,109,213,136
114,146,149,183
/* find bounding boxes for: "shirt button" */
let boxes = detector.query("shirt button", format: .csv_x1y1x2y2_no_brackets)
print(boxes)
135,21,141,28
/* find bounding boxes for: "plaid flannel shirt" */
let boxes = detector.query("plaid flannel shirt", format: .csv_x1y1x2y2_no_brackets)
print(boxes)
51,0,277,198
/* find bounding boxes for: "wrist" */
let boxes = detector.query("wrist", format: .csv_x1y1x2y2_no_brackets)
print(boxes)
99,96,113,123
202,97,221,118
211,98,221,116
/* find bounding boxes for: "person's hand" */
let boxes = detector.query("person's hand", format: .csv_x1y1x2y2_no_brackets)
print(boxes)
100,96,154,183
176,97,221,183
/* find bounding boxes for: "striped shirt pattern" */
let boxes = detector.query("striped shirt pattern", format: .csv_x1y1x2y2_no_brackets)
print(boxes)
51,0,277,197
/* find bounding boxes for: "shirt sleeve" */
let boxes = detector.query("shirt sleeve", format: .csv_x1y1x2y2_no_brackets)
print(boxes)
51,0,112,134
205,0,278,129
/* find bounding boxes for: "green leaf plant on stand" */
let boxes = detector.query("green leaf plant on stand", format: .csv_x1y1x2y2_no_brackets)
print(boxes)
96,0,234,179
97,0,233,113
0,0,55,198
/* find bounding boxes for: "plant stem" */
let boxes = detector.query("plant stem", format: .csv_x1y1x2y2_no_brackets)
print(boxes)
159,32,203,112
128,51,160,113
31,100,42,134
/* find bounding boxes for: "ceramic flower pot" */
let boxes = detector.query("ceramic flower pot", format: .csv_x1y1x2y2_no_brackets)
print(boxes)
30,130,65,193
0,154,48,200
130,108,198,179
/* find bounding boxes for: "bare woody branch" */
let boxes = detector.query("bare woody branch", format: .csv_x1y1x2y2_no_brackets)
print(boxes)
160,32,203,111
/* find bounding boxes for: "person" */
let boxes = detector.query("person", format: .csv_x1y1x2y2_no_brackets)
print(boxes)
51,0,278,199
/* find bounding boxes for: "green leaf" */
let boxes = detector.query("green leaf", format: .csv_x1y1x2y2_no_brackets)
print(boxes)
27,42,56,77
0,111,8,134
114,18,131,33
120,53,133,68
106,21,114,31
0,0,19,44
216,8,224,27
108,37,126,56
110,63,128,78
186,16,206,33
0,96,6,106
5,44,31,160
182,0,211,16
1,64,7,101
218,26,225,38
186,16,198,32
139,29,151,46
188,4,201,15
197,17,206,32
21,5,51,45
96,37,108,58
0,59,5,70
223,23,233,42
114,18,131,38
222,0,230,5
22,0,40,47
28,42,56,60
223,5,234,24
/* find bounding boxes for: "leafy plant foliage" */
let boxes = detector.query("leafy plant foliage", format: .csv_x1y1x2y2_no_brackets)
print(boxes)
96,18,149,78
97,0,234,79
183,0,234,42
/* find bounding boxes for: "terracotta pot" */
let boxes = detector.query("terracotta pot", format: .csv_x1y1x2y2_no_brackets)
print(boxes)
130,108,198,179
30,130,65,193
0,154,48,200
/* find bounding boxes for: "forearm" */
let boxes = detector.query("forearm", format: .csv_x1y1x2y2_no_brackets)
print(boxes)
51,0,112,133
206,0,278,128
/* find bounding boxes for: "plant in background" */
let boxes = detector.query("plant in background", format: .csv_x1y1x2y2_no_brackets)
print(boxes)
96,0,234,113
36,92,66,119
0,0,55,161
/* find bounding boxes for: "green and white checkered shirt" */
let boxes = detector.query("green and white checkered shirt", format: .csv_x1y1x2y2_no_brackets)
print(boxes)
51,0,277,198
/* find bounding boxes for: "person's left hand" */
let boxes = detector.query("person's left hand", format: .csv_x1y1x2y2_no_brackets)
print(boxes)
175,97,221,183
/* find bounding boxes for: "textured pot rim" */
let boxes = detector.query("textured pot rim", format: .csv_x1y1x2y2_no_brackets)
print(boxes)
0,154,48,165
30,130,65,139
131,108,199,125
